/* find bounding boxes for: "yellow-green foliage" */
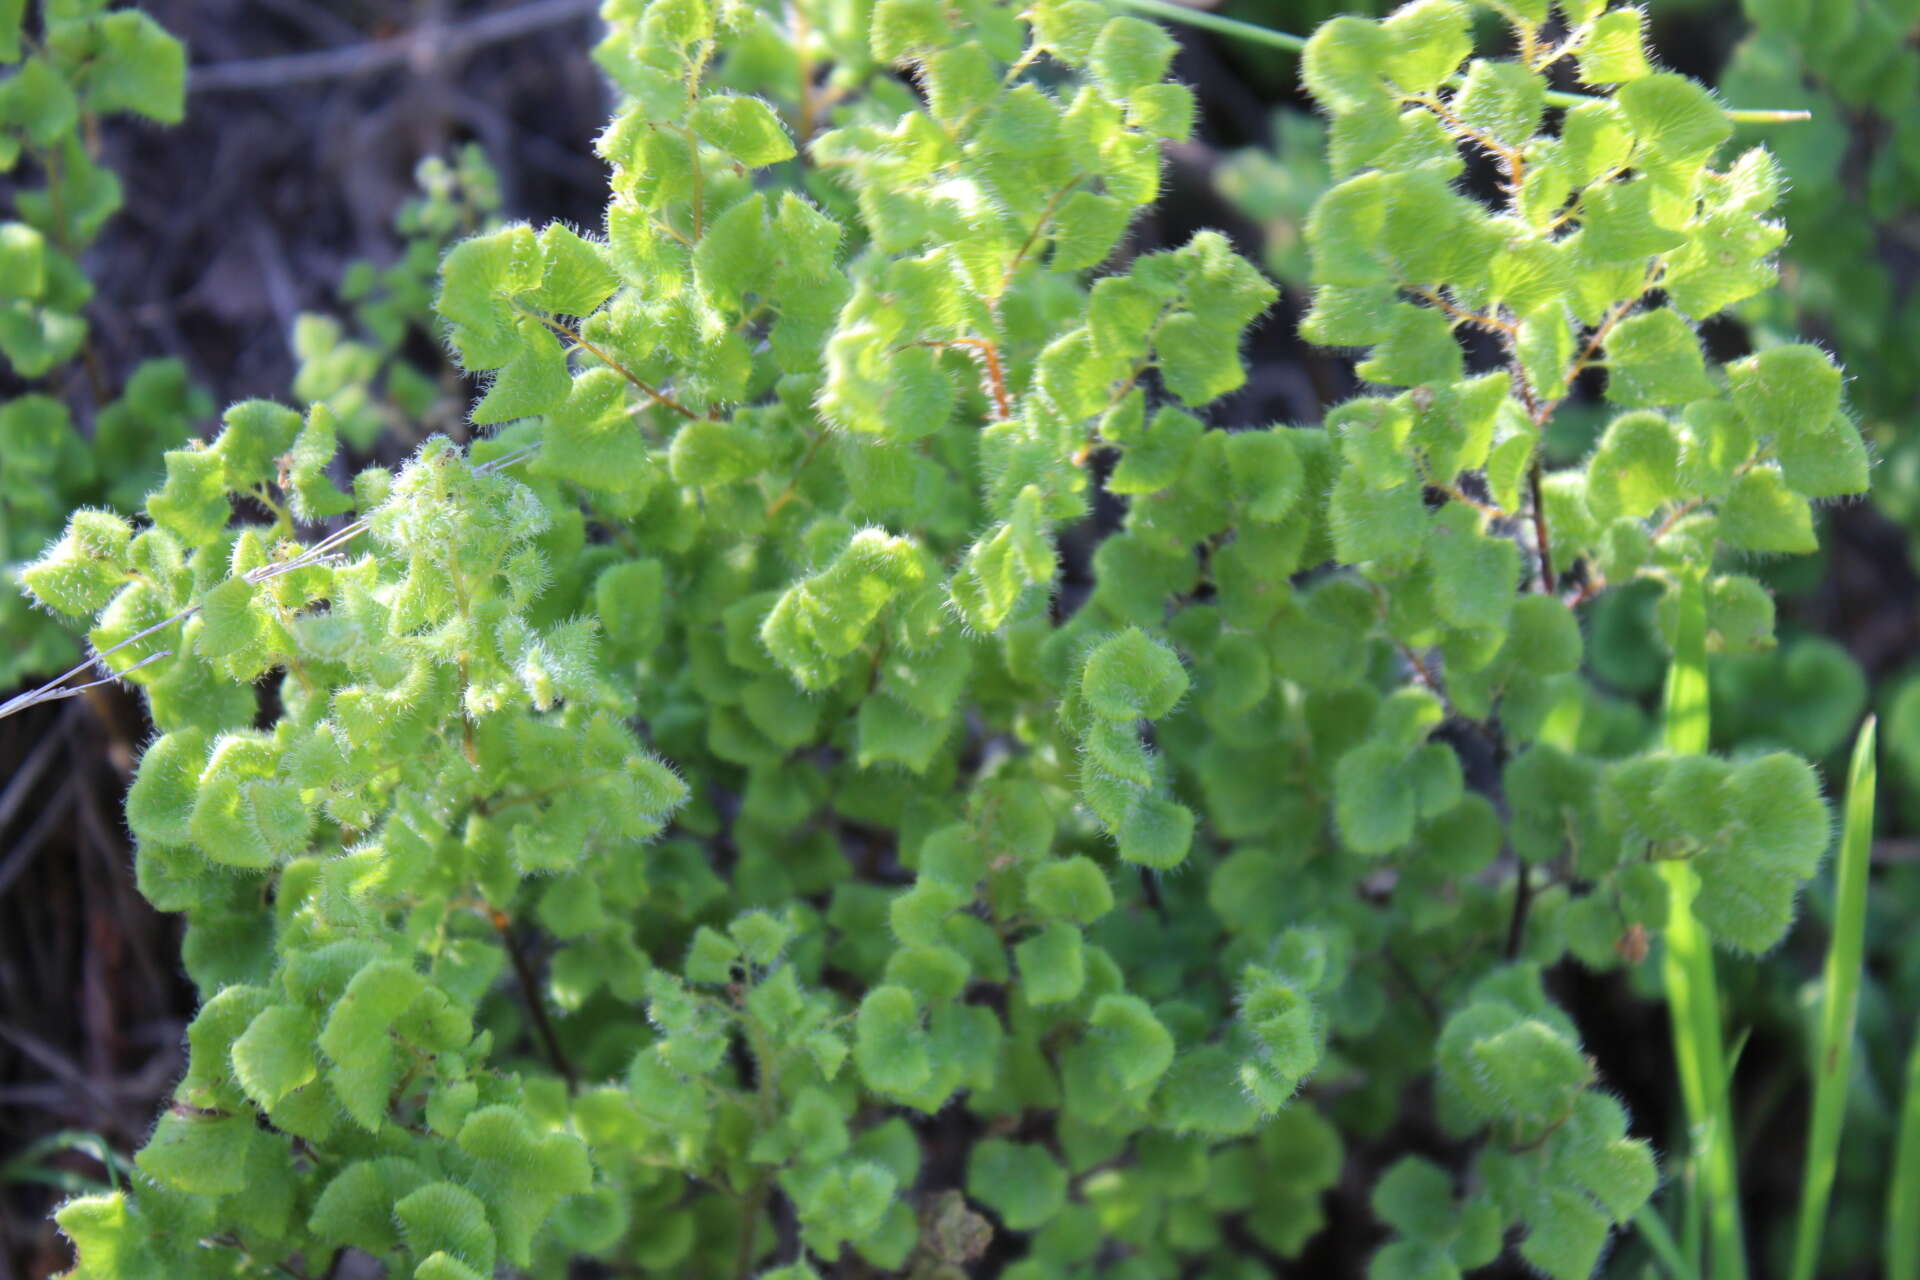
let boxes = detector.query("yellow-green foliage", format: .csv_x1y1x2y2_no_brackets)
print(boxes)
17,2,1870,1278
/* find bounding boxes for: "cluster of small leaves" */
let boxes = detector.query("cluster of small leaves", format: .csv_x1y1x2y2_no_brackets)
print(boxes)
0,0,204,687
1707,7,1920,1266
49,401,684,1277
294,145,504,452
1285,0,1863,1270
27,1,1872,1278
1721,0,1920,428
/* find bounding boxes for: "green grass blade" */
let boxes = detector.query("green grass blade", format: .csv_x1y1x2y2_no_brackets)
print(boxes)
1105,0,1809,122
1636,1203,1703,1280
1108,0,1305,52
1891,1023,1920,1280
1790,716,1877,1280
1682,1169,1703,1276
1661,575,1710,756
1659,571,1747,1280
0,1129,130,1194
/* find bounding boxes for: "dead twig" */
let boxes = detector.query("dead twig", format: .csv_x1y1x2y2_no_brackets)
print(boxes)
188,0,601,93
0,712,69,838
0,776,79,903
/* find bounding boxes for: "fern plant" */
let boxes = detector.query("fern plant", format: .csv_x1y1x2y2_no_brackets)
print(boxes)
20,1,1868,1278
0,0,204,688
1721,0,1920,451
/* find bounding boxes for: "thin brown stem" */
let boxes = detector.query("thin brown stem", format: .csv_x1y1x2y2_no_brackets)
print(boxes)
1545,165,1630,234
1566,265,1663,383
764,429,829,519
1648,456,1760,544
1381,948,1441,1026
1517,24,1542,70
1396,639,1437,691
535,314,699,419
1649,499,1703,544
1392,635,1455,719
1001,174,1086,292
474,772,617,818
1412,287,1517,337
906,337,1013,420
653,216,693,248
1440,483,1504,519
1529,26,1588,75
1507,860,1532,959
206,1235,309,1280
999,44,1040,89
1414,94,1524,192
491,910,578,1091
1563,573,1607,608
